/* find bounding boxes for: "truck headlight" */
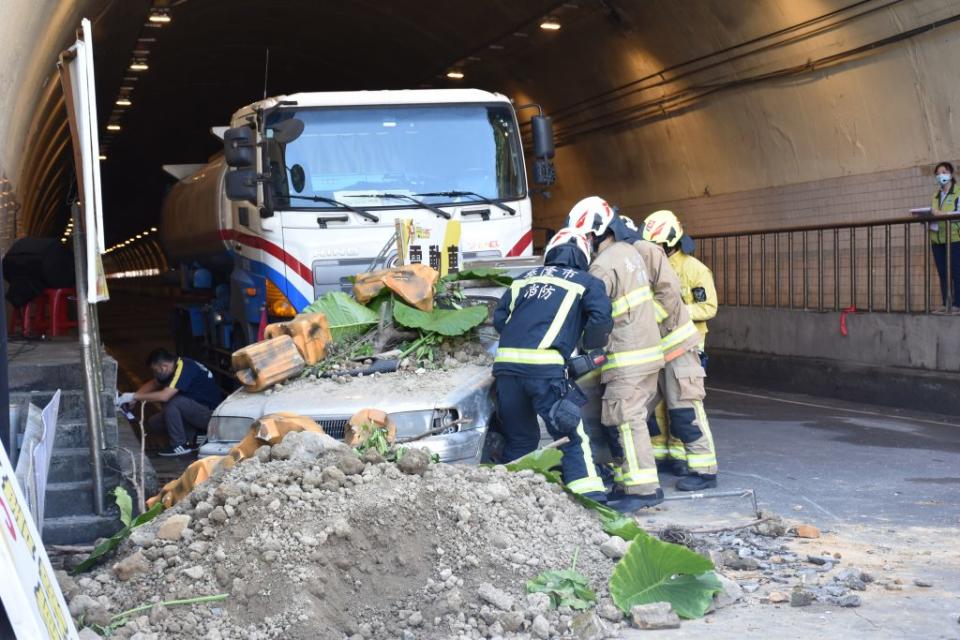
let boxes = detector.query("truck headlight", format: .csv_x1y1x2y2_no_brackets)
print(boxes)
389,409,462,441
206,415,256,442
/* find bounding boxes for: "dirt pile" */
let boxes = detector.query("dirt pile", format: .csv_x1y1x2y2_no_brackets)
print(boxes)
62,431,626,639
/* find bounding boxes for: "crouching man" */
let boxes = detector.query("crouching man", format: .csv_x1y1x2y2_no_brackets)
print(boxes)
118,348,223,457
492,229,613,501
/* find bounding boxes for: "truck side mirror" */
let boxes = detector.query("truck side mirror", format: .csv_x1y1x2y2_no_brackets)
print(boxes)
270,118,304,145
530,115,556,187
225,168,257,203
531,116,555,159
224,127,256,168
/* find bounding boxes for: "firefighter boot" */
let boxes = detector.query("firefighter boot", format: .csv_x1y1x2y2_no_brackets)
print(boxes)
608,488,665,513
676,473,717,491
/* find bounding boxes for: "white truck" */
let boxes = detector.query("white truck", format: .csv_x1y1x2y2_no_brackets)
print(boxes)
161,89,556,383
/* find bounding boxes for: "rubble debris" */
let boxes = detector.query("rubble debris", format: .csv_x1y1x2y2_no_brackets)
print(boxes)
790,589,816,607
793,524,821,539
630,602,681,629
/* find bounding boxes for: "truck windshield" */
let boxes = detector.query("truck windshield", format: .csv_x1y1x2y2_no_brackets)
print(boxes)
267,104,525,209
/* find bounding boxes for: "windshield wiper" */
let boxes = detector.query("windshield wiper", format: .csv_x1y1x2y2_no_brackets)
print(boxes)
286,194,380,222
348,193,451,219
416,190,516,216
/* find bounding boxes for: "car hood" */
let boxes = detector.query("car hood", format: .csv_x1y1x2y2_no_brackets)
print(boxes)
214,362,493,419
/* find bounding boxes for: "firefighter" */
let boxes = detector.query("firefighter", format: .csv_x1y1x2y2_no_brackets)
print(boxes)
567,197,670,511
492,228,613,501
641,209,719,491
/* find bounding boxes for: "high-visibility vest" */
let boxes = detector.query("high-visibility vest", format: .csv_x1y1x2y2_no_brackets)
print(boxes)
931,185,960,245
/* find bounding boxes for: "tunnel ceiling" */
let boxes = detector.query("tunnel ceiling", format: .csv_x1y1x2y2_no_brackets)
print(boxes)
9,0,960,248
94,0,568,245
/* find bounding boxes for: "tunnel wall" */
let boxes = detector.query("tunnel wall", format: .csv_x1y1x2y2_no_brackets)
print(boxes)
506,0,960,235
0,0,106,251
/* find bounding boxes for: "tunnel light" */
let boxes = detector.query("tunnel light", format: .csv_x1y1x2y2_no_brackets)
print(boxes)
446,70,465,80
540,18,561,30
99,155,107,161
129,60,149,71
136,234,143,238
148,11,171,23
107,124,121,131
150,226,157,232
116,98,132,106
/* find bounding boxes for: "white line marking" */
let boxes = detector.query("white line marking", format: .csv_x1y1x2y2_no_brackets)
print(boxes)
706,386,960,428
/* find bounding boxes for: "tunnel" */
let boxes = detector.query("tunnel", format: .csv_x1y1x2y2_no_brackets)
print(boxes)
2,1,960,634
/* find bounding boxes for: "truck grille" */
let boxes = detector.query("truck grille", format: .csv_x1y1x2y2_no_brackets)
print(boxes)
313,417,350,440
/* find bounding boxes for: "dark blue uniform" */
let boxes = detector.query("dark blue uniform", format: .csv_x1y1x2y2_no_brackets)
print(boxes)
493,243,613,497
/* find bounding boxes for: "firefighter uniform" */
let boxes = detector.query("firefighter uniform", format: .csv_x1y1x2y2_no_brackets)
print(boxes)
589,239,667,496
493,240,613,498
650,250,718,467
642,245,719,479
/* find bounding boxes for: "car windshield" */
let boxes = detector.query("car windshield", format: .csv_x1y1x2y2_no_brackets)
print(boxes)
266,104,525,209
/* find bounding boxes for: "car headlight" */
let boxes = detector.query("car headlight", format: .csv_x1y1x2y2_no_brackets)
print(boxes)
206,415,256,442
389,409,462,441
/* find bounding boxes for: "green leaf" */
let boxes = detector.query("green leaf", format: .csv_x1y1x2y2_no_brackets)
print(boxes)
113,486,133,527
71,502,165,575
527,568,596,610
392,300,488,336
609,533,721,619
301,291,379,342
443,267,514,286
504,447,562,476
598,512,650,542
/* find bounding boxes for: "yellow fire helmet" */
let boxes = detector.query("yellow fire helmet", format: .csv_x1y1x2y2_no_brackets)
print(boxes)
642,210,683,248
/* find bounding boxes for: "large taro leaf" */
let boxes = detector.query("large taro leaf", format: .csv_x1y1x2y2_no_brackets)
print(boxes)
301,291,378,342
609,532,722,618
505,447,563,483
392,300,488,336
443,267,513,286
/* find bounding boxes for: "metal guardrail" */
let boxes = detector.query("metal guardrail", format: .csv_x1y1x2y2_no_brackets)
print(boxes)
694,212,960,313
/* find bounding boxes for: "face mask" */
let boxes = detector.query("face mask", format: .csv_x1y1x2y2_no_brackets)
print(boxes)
938,173,953,186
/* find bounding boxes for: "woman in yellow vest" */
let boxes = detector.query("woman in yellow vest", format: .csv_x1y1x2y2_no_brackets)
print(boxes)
931,161,960,311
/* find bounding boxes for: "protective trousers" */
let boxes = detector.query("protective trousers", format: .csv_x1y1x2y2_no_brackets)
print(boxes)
650,349,718,474
600,374,661,495
495,374,606,496
649,401,687,463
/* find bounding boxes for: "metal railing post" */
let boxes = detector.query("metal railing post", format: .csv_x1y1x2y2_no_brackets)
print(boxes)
760,234,766,307
867,227,874,312
788,232,794,309
818,229,824,311
903,223,910,313
833,229,840,311
850,228,857,309
924,221,931,313
723,237,729,306
775,233,781,308
802,231,809,309
736,237,742,306
947,223,954,310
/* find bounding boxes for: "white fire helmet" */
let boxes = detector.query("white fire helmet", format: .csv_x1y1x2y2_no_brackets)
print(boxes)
566,196,615,237
544,227,592,266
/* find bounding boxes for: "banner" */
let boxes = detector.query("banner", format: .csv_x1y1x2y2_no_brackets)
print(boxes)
59,17,109,302
13,391,61,532
0,443,79,640
398,218,462,276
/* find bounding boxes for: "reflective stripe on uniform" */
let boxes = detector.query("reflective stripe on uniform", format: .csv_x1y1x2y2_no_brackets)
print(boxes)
538,287,580,349
565,420,604,494
622,468,659,486
687,400,718,471
602,346,664,371
169,358,185,388
661,320,698,352
494,348,564,365
668,445,687,460
611,285,653,317
653,300,668,323
687,453,717,469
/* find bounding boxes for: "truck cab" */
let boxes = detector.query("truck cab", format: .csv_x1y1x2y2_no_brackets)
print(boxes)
164,89,555,383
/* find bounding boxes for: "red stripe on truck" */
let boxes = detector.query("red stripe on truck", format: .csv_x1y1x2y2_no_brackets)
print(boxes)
220,229,313,284
506,230,533,257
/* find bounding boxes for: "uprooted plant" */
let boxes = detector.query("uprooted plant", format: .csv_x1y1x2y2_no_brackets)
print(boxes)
526,546,597,610
72,486,165,575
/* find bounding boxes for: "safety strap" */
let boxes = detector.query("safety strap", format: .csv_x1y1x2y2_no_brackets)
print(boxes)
611,285,653,318
494,347,565,366
601,346,664,371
